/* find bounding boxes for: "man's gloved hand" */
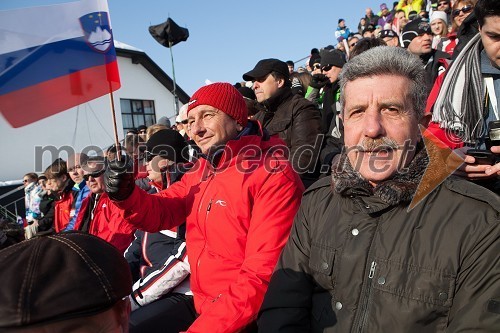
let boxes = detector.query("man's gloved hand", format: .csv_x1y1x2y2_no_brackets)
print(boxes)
309,74,329,89
105,155,135,201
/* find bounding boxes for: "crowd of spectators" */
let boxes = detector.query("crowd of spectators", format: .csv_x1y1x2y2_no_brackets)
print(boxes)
2,0,499,331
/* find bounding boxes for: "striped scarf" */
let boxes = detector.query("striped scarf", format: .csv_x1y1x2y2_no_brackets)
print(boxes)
431,34,485,144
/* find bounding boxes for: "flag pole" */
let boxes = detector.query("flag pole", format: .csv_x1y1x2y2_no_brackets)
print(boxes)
108,82,122,162
169,40,179,116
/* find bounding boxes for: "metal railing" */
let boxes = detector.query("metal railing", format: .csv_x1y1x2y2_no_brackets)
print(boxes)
0,185,24,223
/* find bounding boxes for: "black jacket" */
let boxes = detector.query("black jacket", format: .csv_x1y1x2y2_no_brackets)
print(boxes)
253,88,322,187
258,149,500,332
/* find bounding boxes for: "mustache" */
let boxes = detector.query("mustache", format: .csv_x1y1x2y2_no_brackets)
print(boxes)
359,137,399,152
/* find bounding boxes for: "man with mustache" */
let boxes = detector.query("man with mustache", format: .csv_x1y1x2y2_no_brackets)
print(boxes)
258,47,500,332
402,17,450,90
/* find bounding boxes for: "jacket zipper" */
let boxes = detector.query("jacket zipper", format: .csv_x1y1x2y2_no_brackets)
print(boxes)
194,172,214,294
354,261,377,333
352,203,382,333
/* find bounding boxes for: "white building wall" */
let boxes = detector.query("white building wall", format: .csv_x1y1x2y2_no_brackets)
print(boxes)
0,54,181,182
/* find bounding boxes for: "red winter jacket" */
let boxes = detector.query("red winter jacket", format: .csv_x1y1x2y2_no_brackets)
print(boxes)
113,131,305,332
75,193,136,253
53,187,75,233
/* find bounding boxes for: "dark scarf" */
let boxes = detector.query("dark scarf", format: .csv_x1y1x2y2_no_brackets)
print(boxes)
331,143,429,205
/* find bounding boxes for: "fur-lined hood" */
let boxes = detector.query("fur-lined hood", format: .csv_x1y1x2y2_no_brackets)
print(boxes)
331,144,429,206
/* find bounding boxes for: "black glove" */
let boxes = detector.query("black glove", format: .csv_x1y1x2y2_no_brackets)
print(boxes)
104,155,135,201
309,74,329,89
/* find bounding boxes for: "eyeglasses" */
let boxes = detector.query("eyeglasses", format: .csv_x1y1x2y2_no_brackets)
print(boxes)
322,65,333,72
83,169,105,181
453,5,473,17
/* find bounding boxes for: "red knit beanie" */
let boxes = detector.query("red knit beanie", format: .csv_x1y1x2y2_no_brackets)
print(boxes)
187,82,248,126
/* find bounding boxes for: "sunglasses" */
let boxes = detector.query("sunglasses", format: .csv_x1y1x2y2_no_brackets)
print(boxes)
313,64,321,70
180,119,188,124
23,179,29,183
83,169,105,181
453,5,473,17
438,1,448,6
322,65,333,72
349,42,357,47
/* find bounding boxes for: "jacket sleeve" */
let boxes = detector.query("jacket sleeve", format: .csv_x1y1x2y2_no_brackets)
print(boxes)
445,220,500,332
290,101,323,177
124,231,143,282
186,164,305,333
112,176,189,233
257,196,315,332
130,226,190,309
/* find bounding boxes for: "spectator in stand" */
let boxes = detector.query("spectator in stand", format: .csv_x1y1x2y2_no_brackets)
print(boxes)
378,3,394,28
145,123,168,141
137,124,148,141
126,129,193,333
402,17,450,89
309,53,322,75
348,34,363,52
430,10,449,50
124,134,149,190
0,232,132,332
362,24,376,38
238,86,262,118
156,115,171,128
451,0,479,59
244,59,322,187
350,37,387,59
308,49,346,175
258,45,500,333
286,60,295,74
436,0,452,25
358,17,367,34
428,0,500,193
22,172,41,239
379,29,400,46
35,175,56,235
392,9,408,33
365,8,380,26
396,0,424,17
73,156,136,252
335,19,351,42
105,143,118,161
104,82,305,332
65,153,90,231
44,158,76,233
175,105,190,139
291,71,312,97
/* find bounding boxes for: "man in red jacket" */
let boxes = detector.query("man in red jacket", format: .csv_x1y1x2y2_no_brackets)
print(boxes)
105,82,305,332
74,156,136,253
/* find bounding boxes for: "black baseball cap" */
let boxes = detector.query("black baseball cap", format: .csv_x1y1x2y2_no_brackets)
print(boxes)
243,58,289,81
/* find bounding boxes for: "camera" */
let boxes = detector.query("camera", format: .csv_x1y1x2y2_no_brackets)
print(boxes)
486,120,500,149
467,120,500,165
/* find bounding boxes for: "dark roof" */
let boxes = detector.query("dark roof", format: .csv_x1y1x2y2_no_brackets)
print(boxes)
115,47,190,104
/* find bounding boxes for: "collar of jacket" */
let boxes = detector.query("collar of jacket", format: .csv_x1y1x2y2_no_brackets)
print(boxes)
331,142,428,206
199,120,275,170
260,87,293,113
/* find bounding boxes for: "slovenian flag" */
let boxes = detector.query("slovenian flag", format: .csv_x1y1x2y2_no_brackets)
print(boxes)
0,0,121,128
